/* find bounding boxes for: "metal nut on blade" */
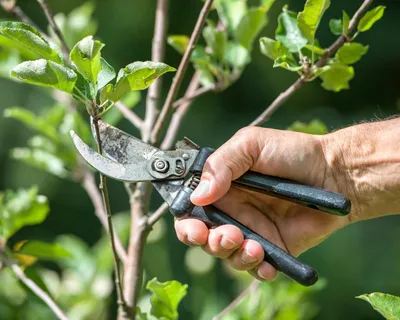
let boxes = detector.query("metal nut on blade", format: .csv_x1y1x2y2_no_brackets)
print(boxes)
152,159,169,173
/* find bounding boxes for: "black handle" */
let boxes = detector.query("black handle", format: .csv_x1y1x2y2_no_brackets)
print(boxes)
189,204,318,286
192,148,351,216
234,171,351,216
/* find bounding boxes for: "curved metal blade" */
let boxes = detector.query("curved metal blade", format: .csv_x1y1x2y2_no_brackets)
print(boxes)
71,130,156,182
91,119,159,164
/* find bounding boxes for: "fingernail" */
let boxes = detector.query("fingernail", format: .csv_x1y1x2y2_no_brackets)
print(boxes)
220,236,238,250
257,268,267,280
188,237,202,246
191,179,210,198
241,250,258,264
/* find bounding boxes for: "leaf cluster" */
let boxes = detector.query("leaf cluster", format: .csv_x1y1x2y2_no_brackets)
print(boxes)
0,21,175,117
168,0,274,90
259,1,385,92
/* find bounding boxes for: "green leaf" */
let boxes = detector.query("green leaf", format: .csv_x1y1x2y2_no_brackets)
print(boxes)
73,71,95,101
259,37,291,61
99,83,113,104
276,6,308,53
0,21,62,63
103,91,141,126
297,0,331,42
273,55,303,71
329,10,350,36
109,61,176,102
318,63,354,92
4,107,59,142
146,278,188,320
336,42,368,65
98,58,115,91
0,187,49,240
28,135,57,154
15,241,71,261
288,119,327,134
236,7,268,50
167,35,189,55
70,35,104,84
358,6,386,32
191,45,210,64
203,24,227,61
135,307,149,320
357,293,400,320
329,19,342,36
343,11,350,35
224,42,250,69
11,59,77,93
194,63,216,88
11,148,69,178
303,43,325,56
215,0,247,35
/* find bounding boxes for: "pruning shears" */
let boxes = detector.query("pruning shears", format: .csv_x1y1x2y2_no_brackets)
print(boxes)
70,120,351,287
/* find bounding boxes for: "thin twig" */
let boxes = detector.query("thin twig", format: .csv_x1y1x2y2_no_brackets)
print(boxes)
172,85,211,109
82,172,128,264
250,0,373,126
36,0,70,62
147,202,169,227
250,77,306,126
91,114,130,319
10,263,69,320
115,101,144,130
51,91,128,264
161,72,201,150
213,280,260,320
142,0,169,142
150,0,215,144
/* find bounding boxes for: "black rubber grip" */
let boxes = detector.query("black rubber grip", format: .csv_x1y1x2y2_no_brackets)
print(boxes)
234,172,351,216
190,205,318,286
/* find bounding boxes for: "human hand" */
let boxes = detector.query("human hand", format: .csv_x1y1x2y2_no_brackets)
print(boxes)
174,119,400,281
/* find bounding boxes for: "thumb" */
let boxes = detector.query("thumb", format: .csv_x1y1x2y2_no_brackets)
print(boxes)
190,127,260,206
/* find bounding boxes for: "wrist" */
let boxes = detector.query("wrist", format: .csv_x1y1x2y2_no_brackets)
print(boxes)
320,118,400,222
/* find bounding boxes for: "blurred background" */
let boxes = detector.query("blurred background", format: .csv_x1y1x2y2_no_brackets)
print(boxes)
0,0,399,319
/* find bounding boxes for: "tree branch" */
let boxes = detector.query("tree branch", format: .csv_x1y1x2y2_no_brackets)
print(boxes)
213,280,260,320
171,85,211,109
150,0,215,144
161,72,201,150
91,114,130,319
147,202,169,227
36,0,70,62
142,0,169,142
10,263,69,320
123,182,152,319
115,101,144,130
250,0,373,127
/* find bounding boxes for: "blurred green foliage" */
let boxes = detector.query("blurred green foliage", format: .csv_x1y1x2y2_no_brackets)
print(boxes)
0,0,399,319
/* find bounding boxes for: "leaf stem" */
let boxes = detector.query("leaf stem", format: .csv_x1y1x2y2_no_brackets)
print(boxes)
36,0,70,63
250,0,374,126
150,0,215,144
9,263,69,320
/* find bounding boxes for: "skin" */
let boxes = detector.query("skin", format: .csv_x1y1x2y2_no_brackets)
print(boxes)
174,118,400,281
